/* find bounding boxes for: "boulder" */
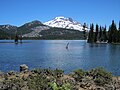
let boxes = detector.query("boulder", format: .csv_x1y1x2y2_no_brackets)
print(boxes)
20,64,28,72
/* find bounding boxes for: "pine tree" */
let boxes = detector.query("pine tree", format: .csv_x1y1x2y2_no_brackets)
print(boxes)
83,23,87,39
108,20,117,43
112,20,117,43
118,21,120,42
87,23,94,43
99,26,102,42
103,25,107,42
108,26,112,43
87,24,91,43
94,24,99,42
118,21,120,31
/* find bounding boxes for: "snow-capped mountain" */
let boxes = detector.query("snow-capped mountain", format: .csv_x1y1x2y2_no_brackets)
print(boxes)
44,16,85,31
0,17,87,39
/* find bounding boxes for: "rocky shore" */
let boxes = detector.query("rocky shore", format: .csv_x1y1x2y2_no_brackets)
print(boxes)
0,64,120,90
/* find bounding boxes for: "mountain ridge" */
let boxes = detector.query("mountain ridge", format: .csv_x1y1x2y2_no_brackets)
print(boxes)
0,17,86,39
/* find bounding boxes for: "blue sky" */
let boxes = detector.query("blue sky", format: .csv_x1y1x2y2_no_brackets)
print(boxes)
0,0,120,28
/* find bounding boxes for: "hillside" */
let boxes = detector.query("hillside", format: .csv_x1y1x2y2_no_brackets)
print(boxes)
0,24,17,35
0,29,11,39
17,20,44,35
38,27,85,40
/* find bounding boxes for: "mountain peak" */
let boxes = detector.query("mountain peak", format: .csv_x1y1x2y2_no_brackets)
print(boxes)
31,20,42,24
20,20,43,28
54,16,74,22
54,16,65,19
26,20,42,26
44,16,83,31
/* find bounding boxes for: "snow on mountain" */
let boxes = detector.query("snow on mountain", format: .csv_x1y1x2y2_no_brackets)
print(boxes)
44,16,85,31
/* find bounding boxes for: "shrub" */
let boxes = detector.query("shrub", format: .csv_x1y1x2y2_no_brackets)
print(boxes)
71,69,86,81
49,82,72,90
53,69,64,78
27,74,50,90
88,67,112,85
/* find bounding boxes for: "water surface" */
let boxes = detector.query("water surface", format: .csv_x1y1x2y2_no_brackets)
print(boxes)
0,40,120,76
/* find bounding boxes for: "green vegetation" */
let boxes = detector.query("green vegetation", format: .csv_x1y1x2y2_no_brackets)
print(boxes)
0,29,11,39
108,20,119,43
87,23,94,43
87,20,120,43
27,74,50,89
0,25,17,35
71,69,86,81
70,67,113,86
50,82,72,90
88,67,112,86
0,67,117,90
83,23,87,39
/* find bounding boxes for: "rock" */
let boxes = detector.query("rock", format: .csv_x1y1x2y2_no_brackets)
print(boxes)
88,85,96,90
95,86,105,90
16,74,20,77
66,78,76,85
114,81,120,90
7,71,16,76
20,64,28,72
56,80,63,87
80,82,87,88
104,84,115,90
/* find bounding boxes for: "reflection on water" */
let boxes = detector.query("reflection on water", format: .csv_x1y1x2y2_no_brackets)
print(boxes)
0,40,120,76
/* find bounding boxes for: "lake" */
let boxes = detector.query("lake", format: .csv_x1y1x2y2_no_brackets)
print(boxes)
0,40,120,76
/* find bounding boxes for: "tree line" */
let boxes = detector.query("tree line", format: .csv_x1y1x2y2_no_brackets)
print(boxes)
87,20,120,43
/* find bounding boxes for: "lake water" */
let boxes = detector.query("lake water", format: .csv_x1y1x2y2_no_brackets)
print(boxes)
0,40,120,76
